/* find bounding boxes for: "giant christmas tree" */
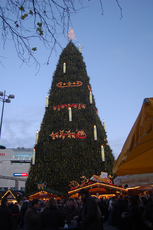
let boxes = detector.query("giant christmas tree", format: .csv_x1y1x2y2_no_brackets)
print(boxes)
26,41,115,194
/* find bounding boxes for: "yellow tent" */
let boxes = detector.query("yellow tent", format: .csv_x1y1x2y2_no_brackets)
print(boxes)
113,97,153,176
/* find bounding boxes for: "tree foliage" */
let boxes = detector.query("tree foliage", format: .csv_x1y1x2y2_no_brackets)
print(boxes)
25,42,115,195
0,0,122,70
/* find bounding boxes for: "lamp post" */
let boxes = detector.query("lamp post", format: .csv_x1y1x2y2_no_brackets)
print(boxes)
0,90,15,139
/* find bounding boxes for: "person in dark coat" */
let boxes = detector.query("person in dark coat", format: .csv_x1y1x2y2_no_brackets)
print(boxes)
74,189,101,230
62,198,79,224
0,198,13,230
143,188,153,229
121,196,143,230
116,196,125,229
19,199,29,228
98,198,105,219
37,198,64,230
9,202,19,230
24,199,40,230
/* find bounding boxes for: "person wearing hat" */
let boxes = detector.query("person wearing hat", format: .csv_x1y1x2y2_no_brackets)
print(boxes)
74,189,101,230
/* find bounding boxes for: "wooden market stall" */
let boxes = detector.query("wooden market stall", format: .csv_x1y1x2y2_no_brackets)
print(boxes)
126,184,153,196
0,190,18,204
28,190,67,201
68,182,128,199
114,174,153,196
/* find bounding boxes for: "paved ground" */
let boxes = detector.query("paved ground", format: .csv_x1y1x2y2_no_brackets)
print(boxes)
18,221,118,230
103,222,118,230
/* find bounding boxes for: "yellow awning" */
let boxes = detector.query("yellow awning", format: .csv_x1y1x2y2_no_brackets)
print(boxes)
113,98,153,176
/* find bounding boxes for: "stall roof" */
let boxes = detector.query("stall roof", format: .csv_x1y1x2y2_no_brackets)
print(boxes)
28,190,67,200
113,98,153,176
0,190,17,203
68,182,128,196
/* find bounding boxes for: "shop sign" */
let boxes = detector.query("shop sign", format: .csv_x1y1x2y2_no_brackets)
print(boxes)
13,173,28,177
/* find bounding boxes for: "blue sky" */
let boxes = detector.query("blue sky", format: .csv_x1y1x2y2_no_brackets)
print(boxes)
0,0,153,159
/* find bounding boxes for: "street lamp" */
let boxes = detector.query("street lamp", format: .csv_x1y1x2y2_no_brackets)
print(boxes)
0,90,15,139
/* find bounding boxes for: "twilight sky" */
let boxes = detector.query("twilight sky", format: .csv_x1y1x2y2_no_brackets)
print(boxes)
0,0,153,159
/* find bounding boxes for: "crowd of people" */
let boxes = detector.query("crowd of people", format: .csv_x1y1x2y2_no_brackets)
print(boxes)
0,188,153,230
106,188,153,230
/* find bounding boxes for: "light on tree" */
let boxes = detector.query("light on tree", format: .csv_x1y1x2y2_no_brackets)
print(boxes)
69,107,72,121
46,95,49,107
79,44,81,53
103,119,105,130
89,91,92,104
101,145,105,161
63,63,66,73
35,130,39,144
94,125,97,140
32,148,36,165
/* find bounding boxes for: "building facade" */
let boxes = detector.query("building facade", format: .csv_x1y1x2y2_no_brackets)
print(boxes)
0,148,32,191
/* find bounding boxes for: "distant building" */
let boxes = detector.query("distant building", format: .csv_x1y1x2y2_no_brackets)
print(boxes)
0,148,33,191
12,147,33,162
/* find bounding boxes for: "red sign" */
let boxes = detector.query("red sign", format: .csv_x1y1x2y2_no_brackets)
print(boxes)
22,173,28,177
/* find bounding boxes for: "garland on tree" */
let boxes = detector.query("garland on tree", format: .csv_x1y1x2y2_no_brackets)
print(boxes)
53,103,86,110
57,81,83,88
49,130,87,140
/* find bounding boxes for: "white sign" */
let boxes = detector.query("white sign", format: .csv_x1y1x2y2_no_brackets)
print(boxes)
101,172,108,179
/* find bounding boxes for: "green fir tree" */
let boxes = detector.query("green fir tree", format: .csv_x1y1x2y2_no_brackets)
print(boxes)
26,42,115,195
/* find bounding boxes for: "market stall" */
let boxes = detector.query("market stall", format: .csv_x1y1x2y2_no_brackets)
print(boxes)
114,173,153,187
113,97,153,176
114,173,153,196
0,190,18,204
68,181,128,199
28,190,67,201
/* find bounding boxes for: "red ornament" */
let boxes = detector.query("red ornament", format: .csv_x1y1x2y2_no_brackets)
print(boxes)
75,130,86,139
88,182,93,185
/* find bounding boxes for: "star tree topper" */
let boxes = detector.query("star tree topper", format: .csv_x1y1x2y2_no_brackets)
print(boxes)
67,28,76,41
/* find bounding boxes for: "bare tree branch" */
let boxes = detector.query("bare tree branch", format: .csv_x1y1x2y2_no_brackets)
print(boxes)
0,0,122,72
116,0,123,19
